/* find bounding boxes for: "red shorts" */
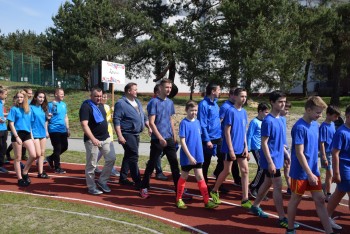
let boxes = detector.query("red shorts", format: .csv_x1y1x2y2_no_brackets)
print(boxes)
290,177,322,195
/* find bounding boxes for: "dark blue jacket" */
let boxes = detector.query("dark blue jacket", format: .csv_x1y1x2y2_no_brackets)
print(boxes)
197,96,222,142
113,96,148,135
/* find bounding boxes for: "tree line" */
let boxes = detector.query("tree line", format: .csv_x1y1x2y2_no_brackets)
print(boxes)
0,0,349,104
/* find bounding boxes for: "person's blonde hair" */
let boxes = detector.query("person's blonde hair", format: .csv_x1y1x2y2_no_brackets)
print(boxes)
15,90,30,113
305,96,327,110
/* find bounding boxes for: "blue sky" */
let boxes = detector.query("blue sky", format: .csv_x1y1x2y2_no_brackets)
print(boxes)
0,0,69,35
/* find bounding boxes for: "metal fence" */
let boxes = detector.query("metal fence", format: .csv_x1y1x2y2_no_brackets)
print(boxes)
3,50,84,89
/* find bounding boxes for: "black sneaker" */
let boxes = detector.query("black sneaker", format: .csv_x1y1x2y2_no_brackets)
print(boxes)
55,168,66,174
119,179,135,186
37,172,50,179
46,157,54,169
155,172,168,181
18,179,29,187
22,173,31,184
219,185,229,194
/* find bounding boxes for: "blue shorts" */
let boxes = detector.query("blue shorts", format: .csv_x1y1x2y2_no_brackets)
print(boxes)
321,152,332,170
337,180,350,192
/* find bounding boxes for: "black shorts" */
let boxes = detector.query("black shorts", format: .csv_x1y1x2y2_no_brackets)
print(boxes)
181,163,203,172
223,153,244,161
11,130,31,143
263,169,281,178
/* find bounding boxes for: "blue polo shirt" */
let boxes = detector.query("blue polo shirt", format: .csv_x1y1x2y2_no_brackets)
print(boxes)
7,106,32,132
290,118,320,180
148,96,175,140
30,105,47,138
0,100,6,131
179,118,204,166
198,96,222,142
319,122,336,153
259,114,285,170
221,106,247,154
48,101,67,133
332,124,350,180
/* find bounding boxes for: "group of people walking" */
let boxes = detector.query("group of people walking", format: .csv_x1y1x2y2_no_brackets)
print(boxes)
1,80,349,234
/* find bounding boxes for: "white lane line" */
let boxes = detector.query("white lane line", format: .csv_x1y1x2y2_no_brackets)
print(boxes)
0,190,207,234
0,203,161,234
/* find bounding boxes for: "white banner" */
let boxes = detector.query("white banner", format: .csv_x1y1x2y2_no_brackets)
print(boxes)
101,60,125,84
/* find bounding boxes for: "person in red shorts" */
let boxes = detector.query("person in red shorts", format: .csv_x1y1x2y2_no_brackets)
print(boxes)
286,96,333,234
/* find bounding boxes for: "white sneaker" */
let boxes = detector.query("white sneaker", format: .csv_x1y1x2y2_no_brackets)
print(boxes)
329,217,342,230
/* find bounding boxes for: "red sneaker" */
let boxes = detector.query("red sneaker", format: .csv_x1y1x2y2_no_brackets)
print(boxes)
140,188,150,199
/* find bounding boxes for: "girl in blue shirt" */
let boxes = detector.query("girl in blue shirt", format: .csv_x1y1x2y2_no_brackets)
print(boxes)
176,100,217,209
7,90,36,187
30,90,50,179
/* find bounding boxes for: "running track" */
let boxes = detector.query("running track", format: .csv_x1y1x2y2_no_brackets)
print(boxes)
0,162,349,233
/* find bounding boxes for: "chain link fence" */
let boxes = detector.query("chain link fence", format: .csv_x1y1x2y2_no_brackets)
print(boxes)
2,50,83,89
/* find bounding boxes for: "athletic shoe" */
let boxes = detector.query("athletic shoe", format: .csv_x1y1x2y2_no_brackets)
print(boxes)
94,167,102,174
249,188,257,198
250,205,268,218
329,217,342,230
43,158,48,164
219,185,229,194
4,160,10,164
20,162,25,170
0,167,9,173
88,188,103,195
111,168,120,177
46,157,54,169
241,200,252,209
325,193,331,203
210,191,221,204
18,179,29,187
176,199,187,209
22,173,31,184
96,181,111,193
37,172,50,179
285,229,296,234
119,179,135,186
233,180,242,187
55,168,66,174
278,217,300,229
140,188,150,199
286,188,292,196
205,200,218,209
155,172,168,181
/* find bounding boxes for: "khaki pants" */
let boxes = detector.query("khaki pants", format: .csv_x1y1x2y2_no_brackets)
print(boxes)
84,138,116,190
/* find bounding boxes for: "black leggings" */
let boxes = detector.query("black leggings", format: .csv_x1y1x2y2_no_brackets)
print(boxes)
47,132,68,169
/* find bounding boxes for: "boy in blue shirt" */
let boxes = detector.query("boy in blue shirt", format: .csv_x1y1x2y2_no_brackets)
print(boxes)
197,82,223,186
319,105,340,202
280,101,292,195
176,100,218,209
210,88,251,209
219,87,241,188
287,96,333,234
250,91,299,230
247,102,270,198
327,105,350,230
